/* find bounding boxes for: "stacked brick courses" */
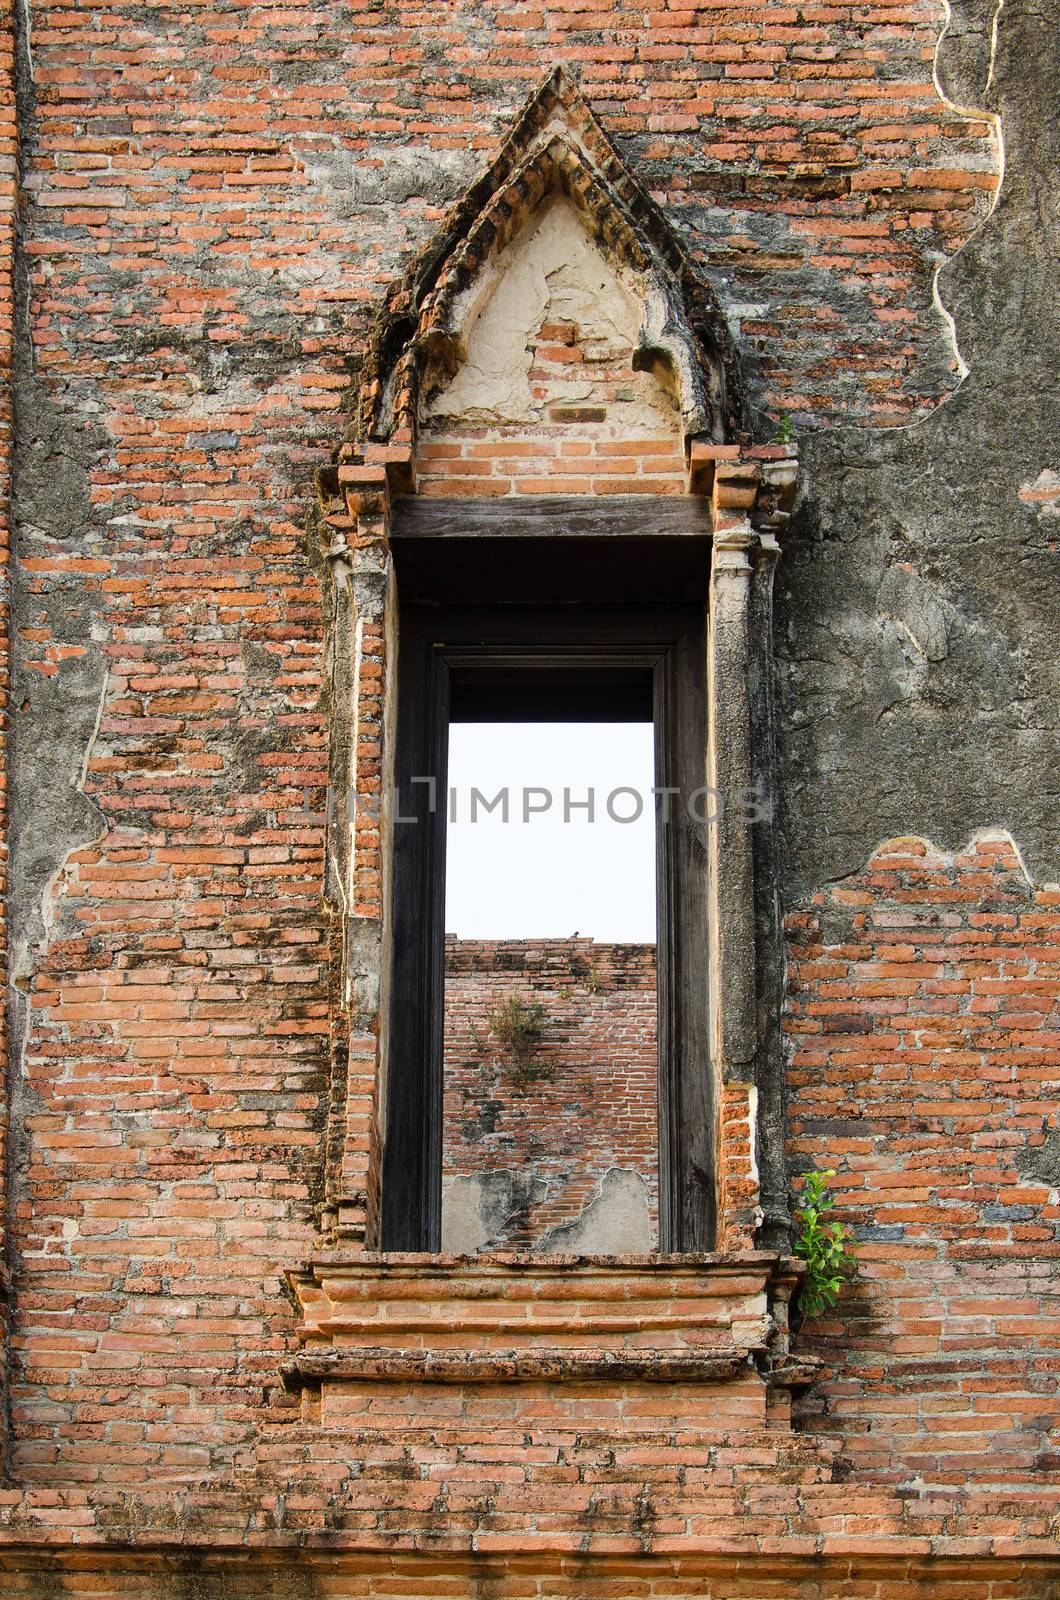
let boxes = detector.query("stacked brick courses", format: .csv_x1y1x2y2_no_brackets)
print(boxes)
786,836,1060,1493
417,435,690,498
442,938,658,1247
0,0,1057,1591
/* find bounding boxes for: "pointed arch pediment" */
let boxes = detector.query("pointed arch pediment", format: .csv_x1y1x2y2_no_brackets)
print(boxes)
354,66,747,455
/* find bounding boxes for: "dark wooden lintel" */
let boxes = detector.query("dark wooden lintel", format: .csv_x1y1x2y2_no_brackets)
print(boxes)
391,495,713,541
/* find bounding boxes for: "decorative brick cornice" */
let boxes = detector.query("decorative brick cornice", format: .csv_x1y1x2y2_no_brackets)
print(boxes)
281,1347,749,1393
690,441,800,540
315,446,415,580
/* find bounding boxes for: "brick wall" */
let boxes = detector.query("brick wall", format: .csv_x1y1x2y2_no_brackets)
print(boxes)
786,835,1060,1492
1,0,1057,1589
417,436,688,499
0,0,13,1474
442,938,658,1249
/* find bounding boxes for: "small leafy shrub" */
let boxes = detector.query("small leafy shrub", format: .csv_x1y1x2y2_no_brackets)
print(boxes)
792,1169,856,1318
489,995,553,1085
775,412,794,444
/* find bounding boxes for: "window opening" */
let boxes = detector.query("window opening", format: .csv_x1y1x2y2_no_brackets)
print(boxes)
442,721,658,1253
380,597,713,1257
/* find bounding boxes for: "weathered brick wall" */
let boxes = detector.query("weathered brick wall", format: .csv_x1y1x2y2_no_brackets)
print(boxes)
786,835,1060,1492
1,0,1057,1588
418,435,688,498
0,0,14,1474
442,938,658,1250
334,0,997,434
9,0,340,1472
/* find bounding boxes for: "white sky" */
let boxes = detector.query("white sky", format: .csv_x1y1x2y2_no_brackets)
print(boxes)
444,722,656,942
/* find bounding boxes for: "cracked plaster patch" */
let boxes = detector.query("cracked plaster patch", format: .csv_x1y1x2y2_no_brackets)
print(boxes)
442,1170,548,1253
441,1166,654,1254
877,564,951,662
539,1168,654,1254
426,197,680,436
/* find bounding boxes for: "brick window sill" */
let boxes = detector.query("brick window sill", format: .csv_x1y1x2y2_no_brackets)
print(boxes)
282,1250,813,1400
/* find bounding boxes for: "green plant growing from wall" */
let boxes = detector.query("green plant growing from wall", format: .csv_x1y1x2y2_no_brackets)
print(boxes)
489,995,554,1085
775,412,795,444
792,1169,856,1318
570,953,607,994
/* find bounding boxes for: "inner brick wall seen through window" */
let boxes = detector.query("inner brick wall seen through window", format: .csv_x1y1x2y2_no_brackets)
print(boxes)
441,938,658,1253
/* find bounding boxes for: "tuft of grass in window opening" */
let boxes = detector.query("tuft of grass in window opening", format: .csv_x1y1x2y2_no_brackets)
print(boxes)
792,1170,857,1319
489,996,554,1086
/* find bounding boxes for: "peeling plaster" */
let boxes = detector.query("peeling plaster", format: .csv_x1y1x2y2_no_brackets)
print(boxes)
16,0,33,87
928,0,1011,398
539,1169,654,1255
929,0,1006,389
8,388,113,1002
441,1170,548,1253
1018,468,1060,519
427,197,680,435
441,1166,655,1254
929,264,970,385
25,670,108,972
876,566,951,663
777,0,1058,897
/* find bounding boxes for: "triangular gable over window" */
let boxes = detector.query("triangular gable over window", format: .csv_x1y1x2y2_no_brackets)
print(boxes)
354,65,748,457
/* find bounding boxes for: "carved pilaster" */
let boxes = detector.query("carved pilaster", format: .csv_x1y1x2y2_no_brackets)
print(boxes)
748,526,788,1251
699,445,799,1250
707,511,758,1081
315,449,411,1245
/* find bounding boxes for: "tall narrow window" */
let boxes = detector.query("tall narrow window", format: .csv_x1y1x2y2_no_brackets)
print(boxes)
315,69,784,1265
381,587,714,1256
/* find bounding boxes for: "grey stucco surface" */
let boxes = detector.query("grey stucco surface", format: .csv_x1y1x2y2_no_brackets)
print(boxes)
8,336,111,984
774,0,1059,896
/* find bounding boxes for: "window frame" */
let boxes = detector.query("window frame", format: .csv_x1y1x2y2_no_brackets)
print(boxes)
380,588,714,1255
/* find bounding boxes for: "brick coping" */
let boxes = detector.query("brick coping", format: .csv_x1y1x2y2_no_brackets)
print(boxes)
301,1249,795,1272
285,1250,805,1390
